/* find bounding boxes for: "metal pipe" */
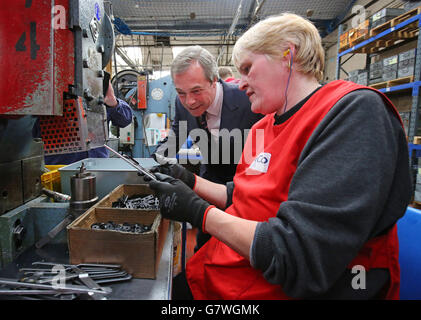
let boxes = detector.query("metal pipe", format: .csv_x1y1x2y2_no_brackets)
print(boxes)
103,145,157,181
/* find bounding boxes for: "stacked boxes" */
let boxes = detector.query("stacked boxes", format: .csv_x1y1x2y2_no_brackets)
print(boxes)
383,55,398,81
369,60,383,84
348,69,368,86
357,71,368,86
414,173,421,203
404,1,421,12
371,8,405,28
348,69,367,85
368,49,416,84
348,19,371,48
398,48,416,78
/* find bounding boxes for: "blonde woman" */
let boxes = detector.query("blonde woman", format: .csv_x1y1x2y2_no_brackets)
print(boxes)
149,13,411,300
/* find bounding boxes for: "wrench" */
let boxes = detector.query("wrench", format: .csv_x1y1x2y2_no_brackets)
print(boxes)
69,266,108,300
32,262,121,269
0,278,111,294
94,274,132,284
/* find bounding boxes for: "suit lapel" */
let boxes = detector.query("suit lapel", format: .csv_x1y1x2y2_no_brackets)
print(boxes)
219,81,243,130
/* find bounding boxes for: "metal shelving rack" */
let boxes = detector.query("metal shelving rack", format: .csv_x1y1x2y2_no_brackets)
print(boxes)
335,11,421,143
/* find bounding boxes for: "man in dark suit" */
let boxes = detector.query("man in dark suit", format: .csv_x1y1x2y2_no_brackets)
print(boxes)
153,46,263,251
154,46,263,184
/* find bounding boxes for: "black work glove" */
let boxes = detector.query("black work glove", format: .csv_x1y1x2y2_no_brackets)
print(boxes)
149,173,214,231
145,163,196,189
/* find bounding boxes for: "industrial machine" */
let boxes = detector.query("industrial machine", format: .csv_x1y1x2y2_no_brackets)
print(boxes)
0,0,177,271
110,69,177,158
0,0,113,267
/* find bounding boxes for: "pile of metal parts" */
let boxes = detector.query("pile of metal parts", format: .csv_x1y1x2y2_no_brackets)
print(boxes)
91,221,152,233
0,262,131,300
112,194,159,210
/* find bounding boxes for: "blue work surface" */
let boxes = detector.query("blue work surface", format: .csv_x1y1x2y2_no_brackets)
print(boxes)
397,206,421,300
59,158,159,199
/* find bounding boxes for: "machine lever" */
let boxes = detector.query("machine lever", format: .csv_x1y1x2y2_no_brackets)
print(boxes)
41,188,71,202
103,145,157,181
35,215,74,249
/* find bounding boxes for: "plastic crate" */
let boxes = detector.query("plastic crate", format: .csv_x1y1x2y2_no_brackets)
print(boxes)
45,165,65,171
41,165,65,192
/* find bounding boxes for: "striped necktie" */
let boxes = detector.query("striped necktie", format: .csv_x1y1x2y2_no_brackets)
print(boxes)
197,112,208,130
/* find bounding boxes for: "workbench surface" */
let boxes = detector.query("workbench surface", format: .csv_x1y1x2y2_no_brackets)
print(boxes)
0,223,174,300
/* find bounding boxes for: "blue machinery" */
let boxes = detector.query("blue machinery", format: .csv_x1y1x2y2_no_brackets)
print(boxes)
133,75,177,158
397,206,421,299
111,70,178,158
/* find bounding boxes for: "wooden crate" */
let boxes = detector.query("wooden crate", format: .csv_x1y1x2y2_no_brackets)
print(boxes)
67,184,169,279
348,20,370,48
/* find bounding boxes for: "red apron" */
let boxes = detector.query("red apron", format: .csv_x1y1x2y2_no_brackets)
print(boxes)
186,80,402,300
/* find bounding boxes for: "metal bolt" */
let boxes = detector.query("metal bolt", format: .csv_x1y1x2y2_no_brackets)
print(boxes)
84,89,94,101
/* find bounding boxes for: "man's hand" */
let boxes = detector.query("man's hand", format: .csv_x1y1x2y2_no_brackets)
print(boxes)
104,81,118,107
146,163,196,189
149,173,213,231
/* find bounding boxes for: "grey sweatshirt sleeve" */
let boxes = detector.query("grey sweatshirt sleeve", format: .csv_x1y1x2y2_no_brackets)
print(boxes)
107,98,133,127
250,89,411,298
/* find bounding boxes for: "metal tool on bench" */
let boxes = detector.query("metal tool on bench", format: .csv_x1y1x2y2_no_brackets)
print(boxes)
103,144,157,181
41,188,72,202
35,163,99,249
68,266,107,300
0,277,110,295
30,262,132,285
0,262,131,299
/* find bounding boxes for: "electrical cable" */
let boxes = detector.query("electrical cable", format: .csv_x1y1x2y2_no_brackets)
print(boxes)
283,49,293,114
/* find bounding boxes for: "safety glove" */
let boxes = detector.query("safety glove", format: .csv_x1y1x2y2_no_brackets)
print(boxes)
144,163,196,189
148,173,214,231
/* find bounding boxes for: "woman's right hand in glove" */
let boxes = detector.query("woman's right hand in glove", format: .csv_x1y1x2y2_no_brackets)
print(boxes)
143,163,196,189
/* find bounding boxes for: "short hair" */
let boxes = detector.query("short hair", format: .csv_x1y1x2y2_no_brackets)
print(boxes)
232,13,325,82
218,66,233,80
171,46,219,82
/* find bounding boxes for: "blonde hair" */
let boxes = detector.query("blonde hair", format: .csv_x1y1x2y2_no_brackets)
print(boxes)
233,13,325,81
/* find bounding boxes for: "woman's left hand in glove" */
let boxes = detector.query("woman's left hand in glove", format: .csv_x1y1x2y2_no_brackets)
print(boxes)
148,173,215,231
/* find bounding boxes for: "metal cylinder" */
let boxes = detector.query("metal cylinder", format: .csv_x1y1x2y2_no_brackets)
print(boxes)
70,163,98,214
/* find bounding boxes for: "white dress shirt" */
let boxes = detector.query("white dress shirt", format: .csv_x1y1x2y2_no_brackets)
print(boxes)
205,82,223,137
